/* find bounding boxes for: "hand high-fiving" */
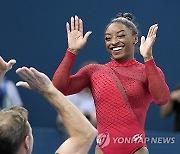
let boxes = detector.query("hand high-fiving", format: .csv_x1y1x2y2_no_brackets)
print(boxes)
16,67,53,94
67,15,92,55
140,24,158,61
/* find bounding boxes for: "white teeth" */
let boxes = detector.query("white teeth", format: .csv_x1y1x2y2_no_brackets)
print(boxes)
112,47,123,51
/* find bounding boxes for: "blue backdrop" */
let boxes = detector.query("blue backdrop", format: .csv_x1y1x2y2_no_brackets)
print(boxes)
0,0,179,131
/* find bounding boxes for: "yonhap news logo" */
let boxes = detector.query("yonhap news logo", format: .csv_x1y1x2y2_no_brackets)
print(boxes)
97,132,175,148
96,132,110,148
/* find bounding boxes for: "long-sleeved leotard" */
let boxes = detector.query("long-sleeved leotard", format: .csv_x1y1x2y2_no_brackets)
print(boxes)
53,51,170,154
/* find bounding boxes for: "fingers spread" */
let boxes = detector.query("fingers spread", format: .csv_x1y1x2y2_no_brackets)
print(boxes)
70,15,82,32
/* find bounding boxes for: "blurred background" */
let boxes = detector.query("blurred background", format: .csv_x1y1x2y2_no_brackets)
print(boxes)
0,0,179,153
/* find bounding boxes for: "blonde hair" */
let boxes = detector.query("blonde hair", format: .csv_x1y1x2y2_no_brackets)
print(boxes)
0,106,29,154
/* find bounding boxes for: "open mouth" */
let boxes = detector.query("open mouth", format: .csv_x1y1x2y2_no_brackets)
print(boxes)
111,46,124,53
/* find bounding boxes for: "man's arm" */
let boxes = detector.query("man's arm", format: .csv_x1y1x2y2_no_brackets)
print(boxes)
16,67,97,154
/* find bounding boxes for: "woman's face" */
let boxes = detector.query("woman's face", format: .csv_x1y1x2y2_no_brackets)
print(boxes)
105,22,138,61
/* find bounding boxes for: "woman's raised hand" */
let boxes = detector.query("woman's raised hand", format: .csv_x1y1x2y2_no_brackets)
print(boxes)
140,24,158,61
66,15,92,55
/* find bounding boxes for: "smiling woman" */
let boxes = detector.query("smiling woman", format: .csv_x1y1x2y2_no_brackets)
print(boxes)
104,13,138,62
52,13,170,154
105,23,136,61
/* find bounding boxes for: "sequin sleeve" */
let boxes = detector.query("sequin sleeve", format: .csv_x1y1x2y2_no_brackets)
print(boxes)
52,51,91,95
145,59,170,105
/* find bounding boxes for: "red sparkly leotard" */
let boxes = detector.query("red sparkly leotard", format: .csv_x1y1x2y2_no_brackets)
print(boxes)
52,51,170,154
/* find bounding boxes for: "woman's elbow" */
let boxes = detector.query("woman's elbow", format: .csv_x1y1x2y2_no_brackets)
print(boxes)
155,98,170,106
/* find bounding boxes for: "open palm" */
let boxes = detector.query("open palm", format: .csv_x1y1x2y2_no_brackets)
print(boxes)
140,24,158,59
16,67,52,93
67,16,92,54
